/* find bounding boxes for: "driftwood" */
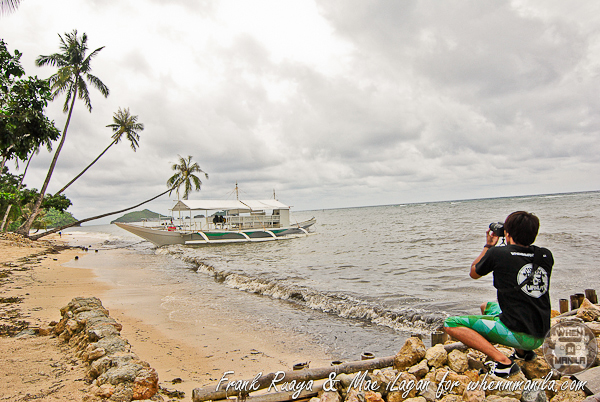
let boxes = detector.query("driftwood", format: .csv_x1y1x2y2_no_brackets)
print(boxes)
192,356,394,402
583,395,600,402
192,341,468,402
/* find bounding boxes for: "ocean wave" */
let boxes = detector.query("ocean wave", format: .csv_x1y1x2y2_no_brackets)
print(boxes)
159,247,446,334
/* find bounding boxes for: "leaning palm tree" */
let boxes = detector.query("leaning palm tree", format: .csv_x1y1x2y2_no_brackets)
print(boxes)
28,156,208,240
167,155,209,200
16,30,109,236
55,107,143,195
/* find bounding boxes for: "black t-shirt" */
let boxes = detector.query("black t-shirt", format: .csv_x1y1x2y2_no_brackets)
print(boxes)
476,244,554,338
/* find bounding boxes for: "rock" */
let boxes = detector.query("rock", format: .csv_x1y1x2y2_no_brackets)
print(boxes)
83,346,106,362
463,388,486,402
425,344,447,368
467,349,487,370
521,387,548,402
484,397,520,402
596,337,600,366
403,398,426,402
317,390,341,402
394,337,426,371
109,382,134,402
387,372,418,402
37,326,54,336
518,356,552,380
434,369,470,396
586,322,600,336
345,388,363,402
87,324,120,342
437,395,462,402
549,378,587,401
447,349,469,374
93,383,115,398
408,360,429,378
364,391,385,402
481,371,526,400
132,367,159,400
370,369,398,396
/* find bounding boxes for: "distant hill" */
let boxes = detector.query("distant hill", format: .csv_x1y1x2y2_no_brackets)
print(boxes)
110,209,162,223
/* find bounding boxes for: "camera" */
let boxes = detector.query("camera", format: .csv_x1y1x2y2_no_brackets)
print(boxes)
489,222,505,237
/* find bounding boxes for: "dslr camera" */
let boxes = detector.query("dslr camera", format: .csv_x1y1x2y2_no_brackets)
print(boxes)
489,222,505,237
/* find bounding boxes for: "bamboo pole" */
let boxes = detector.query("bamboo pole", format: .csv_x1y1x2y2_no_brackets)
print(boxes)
191,356,395,402
239,383,324,402
192,342,468,402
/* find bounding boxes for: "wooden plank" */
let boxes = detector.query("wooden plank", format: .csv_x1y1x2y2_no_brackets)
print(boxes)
572,366,600,395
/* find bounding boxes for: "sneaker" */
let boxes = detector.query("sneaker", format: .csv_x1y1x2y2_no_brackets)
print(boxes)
510,349,537,361
485,360,521,378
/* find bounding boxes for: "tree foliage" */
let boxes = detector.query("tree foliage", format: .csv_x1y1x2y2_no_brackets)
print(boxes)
167,155,209,200
0,39,60,166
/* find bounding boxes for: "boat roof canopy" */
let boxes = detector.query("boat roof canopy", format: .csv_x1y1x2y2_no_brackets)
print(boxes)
171,199,291,212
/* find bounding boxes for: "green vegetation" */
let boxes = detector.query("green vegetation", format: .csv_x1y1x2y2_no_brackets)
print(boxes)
17,30,110,236
110,209,161,224
45,208,78,228
167,155,209,200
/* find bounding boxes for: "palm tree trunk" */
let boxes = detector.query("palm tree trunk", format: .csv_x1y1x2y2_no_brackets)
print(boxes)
0,152,34,232
55,138,117,195
1,154,8,174
29,186,176,240
16,86,78,236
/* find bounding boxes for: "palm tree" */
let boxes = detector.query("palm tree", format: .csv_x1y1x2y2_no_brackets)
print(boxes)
167,155,209,200
28,156,209,240
16,30,109,236
55,107,143,195
0,0,20,14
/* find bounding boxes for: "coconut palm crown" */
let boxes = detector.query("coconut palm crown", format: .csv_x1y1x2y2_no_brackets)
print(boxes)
167,155,209,200
106,107,144,151
35,29,109,113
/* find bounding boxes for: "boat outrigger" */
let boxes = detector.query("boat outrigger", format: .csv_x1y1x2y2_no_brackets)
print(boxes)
114,198,316,247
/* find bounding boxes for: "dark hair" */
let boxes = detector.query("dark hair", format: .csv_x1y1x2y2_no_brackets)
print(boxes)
504,211,540,246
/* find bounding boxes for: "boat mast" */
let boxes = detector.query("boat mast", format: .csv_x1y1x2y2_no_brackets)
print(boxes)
235,182,239,200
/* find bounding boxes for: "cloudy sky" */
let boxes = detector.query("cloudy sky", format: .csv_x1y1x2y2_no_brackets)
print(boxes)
2,0,600,222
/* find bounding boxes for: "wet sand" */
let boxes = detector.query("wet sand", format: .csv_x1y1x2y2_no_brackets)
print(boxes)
0,233,332,400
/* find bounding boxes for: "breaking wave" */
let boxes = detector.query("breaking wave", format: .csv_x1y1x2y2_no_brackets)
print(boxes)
157,247,446,334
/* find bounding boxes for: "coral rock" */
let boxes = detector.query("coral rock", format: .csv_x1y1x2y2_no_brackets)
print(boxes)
393,337,426,371
447,349,469,374
132,367,159,400
425,344,447,368
408,359,429,378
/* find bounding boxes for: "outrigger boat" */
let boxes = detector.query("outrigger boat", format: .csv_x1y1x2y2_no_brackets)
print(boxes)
115,198,316,247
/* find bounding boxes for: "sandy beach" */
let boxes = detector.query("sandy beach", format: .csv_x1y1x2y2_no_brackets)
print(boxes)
0,233,332,401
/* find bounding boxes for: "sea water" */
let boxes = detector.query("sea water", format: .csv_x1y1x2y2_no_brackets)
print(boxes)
62,191,600,360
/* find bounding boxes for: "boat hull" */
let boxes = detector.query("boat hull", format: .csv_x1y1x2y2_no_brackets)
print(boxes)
115,218,316,247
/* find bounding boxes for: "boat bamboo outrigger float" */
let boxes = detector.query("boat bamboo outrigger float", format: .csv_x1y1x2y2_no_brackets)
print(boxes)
115,197,316,247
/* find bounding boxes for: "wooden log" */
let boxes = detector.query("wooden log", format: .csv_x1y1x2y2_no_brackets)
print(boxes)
585,289,598,304
571,294,580,310
442,342,469,352
191,356,395,402
559,299,569,314
241,383,324,402
583,394,600,402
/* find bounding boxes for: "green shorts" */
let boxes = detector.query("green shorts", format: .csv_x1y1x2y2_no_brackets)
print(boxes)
443,302,544,350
